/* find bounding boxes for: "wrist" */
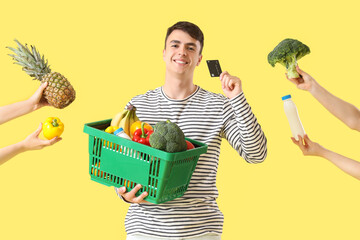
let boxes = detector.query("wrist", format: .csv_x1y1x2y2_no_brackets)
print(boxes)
25,98,37,112
317,145,329,158
17,140,28,152
228,90,243,100
309,80,321,96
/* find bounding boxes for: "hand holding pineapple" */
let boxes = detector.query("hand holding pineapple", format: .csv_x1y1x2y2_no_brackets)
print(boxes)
28,82,50,110
7,39,76,109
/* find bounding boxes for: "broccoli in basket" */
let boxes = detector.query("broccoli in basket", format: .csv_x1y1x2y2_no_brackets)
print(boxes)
267,38,310,78
149,120,187,153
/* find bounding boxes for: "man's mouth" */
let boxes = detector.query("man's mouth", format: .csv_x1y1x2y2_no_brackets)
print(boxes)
174,59,188,65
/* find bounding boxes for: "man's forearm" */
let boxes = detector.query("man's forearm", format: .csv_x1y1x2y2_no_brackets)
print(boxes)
320,148,360,180
0,99,34,125
310,82,360,131
228,93,267,163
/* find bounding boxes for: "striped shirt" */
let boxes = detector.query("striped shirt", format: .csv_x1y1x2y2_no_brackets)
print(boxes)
117,86,267,238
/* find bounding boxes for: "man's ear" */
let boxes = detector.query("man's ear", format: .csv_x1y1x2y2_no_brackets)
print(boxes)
163,49,166,60
196,54,203,66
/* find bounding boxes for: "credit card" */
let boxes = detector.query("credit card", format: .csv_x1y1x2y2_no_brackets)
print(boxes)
206,60,222,77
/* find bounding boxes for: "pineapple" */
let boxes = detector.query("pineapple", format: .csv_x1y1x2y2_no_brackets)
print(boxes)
7,39,75,109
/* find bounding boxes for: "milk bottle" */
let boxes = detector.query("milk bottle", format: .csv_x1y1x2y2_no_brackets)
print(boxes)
282,95,305,141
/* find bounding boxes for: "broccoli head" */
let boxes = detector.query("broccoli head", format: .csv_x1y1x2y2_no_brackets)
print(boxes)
149,120,187,153
267,38,310,78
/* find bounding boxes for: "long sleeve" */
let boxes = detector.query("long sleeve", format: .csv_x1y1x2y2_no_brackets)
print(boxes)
221,92,267,163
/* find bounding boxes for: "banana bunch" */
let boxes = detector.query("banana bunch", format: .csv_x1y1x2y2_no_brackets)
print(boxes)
111,105,139,137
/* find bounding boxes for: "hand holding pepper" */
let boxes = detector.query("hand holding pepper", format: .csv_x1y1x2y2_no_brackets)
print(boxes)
132,122,153,146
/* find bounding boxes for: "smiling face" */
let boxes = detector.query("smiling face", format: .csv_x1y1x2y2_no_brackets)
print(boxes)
163,30,203,77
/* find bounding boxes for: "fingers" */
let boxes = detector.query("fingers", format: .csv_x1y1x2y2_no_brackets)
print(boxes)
219,71,229,90
48,136,62,145
34,82,48,97
117,184,148,203
302,134,312,147
291,135,305,150
117,186,126,195
133,191,149,203
303,134,310,142
34,123,43,136
286,72,299,82
291,137,299,144
296,65,305,75
39,81,48,92
220,71,240,91
219,71,228,81
129,184,143,196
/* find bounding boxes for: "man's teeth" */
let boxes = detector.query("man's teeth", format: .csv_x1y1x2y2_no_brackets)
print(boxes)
175,60,187,64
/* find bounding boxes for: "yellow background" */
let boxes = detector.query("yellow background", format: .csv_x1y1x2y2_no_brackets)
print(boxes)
1,0,359,239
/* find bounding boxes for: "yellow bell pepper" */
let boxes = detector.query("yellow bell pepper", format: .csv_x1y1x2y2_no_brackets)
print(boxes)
43,117,64,140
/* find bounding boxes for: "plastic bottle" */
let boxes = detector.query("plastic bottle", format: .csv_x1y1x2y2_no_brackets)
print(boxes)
113,127,132,140
282,95,305,141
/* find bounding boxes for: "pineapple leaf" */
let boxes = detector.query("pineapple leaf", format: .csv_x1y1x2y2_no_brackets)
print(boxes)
14,39,33,57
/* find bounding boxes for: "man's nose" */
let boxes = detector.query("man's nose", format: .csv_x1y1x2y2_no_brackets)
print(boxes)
178,46,187,56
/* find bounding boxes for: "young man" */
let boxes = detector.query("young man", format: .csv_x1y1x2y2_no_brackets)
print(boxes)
288,66,360,180
116,21,267,239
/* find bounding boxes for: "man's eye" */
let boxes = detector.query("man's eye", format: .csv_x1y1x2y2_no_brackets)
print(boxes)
171,45,178,48
188,47,195,51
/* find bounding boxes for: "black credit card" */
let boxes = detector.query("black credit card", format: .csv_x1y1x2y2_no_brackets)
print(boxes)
206,60,222,77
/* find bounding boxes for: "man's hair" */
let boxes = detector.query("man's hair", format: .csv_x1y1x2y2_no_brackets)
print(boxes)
165,21,204,55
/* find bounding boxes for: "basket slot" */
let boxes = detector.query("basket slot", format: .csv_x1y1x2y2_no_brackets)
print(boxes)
92,137,99,155
147,176,158,198
93,137,103,157
90,157,102,177
149,157,160,177
111,143,118,151
142,153,149,162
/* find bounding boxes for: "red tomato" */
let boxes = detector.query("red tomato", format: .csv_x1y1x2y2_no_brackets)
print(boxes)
186,140,195,150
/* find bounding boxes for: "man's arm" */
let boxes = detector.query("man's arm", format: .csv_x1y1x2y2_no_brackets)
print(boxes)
0,82,49,125
288,66,360,131
220,71,267,163
292,135,360,180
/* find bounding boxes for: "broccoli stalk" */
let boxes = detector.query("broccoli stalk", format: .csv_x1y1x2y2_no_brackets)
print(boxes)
267,38,310,79
280,54,298,79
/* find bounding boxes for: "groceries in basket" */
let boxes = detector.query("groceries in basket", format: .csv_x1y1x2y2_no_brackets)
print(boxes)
107,105,195,153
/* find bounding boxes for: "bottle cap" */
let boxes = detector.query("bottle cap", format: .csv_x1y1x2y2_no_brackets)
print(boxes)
282,94,292,100
113,127,124,135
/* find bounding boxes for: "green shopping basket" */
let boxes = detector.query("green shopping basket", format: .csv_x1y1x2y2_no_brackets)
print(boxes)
83,119,208,204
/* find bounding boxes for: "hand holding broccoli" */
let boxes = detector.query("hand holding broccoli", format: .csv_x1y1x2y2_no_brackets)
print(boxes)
286,65,318,93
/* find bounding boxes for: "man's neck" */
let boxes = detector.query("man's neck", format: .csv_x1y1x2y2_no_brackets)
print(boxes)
163,72,197,100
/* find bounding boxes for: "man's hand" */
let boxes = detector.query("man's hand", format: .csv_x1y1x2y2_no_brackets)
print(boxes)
291,134,326,157
117,184,149,204
286,66,317,93
219,71,242,99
